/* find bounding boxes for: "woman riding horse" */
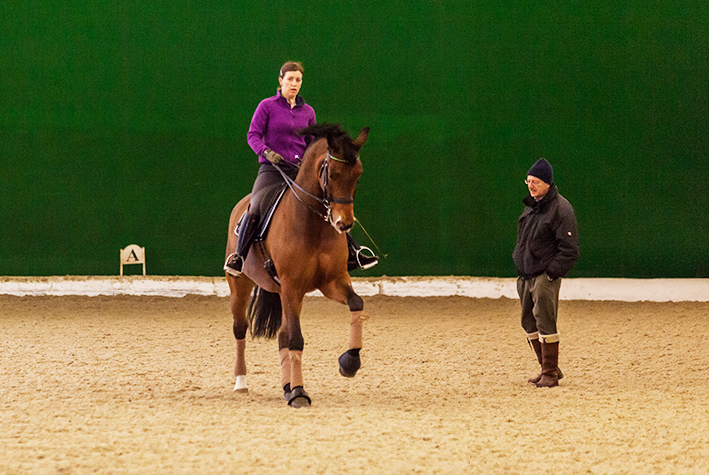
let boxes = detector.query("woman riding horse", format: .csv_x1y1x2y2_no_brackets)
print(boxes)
225,123,373,407
223,61,377,276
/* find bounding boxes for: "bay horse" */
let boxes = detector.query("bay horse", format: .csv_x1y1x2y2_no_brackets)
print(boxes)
225,123,370,408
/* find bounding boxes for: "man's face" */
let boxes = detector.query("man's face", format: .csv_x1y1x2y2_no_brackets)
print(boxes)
526,175,550,200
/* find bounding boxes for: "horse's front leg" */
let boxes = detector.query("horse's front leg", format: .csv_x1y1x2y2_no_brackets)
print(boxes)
279,288,311,408
228,274,255,393
278,331,291,399
322,281,369,378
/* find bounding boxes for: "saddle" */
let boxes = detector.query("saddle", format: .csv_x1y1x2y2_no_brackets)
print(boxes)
234,183,288,285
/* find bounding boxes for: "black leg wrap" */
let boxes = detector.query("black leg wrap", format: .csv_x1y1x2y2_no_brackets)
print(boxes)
338,348,361,378
232,323,247,340
347,293,364,313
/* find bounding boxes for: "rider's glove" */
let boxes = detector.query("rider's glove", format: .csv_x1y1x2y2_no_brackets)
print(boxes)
263,149,284,164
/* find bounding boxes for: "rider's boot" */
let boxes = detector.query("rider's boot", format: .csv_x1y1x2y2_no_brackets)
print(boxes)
346,233,379,272
224,211,260,277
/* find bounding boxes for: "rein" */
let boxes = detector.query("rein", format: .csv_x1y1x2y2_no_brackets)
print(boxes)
271,151,356,222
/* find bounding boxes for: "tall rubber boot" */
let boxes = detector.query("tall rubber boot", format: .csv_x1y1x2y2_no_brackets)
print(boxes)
536,341,560,387
527,338,564,384
527,338,543,384
224,211,259,277
346,233,378,271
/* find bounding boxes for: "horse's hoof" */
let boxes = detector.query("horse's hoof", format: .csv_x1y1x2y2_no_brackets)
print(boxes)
338,349,361,378
287,386,311,408
289,397,311,408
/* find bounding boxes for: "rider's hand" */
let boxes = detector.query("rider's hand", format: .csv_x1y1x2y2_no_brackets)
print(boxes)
263,149,284,164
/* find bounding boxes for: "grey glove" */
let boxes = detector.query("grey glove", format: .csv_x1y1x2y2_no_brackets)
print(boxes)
263,149,283,164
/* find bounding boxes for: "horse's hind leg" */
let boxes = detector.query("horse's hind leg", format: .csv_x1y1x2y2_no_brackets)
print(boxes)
227,274,255,393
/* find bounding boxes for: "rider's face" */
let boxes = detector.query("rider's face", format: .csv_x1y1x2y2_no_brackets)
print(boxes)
279,71,303,103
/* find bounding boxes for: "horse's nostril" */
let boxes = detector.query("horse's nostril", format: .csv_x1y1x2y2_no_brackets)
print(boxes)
337,221,353,233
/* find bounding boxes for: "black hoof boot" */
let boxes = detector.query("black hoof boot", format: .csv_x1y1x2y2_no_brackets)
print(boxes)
338,348,361,378
287,386,311,408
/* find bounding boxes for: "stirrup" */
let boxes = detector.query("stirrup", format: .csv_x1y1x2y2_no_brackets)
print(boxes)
353,246,378,270
224,253,244,277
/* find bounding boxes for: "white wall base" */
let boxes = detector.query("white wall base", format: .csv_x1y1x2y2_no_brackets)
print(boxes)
1,276,708,302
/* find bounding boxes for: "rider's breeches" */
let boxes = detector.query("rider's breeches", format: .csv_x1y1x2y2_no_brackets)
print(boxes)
250,163,298,215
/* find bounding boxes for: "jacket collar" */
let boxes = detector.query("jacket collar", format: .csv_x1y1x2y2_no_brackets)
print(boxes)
277,90,305,107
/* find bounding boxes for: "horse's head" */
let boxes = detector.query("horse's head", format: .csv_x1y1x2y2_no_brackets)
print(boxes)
299,124,370,233
319,126,369,233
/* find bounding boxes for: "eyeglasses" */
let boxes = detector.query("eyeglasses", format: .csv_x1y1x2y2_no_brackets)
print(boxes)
524,179,544,186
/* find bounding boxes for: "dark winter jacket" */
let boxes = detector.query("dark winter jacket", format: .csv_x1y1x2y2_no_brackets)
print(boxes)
513,184,579,279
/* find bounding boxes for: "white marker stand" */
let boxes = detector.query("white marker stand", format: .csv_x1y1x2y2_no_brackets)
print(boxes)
120,244,146,276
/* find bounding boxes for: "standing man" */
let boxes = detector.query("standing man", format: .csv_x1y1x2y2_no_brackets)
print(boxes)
513,158,579,387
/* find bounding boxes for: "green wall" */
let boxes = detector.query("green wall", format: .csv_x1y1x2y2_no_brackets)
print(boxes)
1,1,707,277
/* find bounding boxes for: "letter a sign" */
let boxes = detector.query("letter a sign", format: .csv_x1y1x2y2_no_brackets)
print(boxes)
120,244,146,276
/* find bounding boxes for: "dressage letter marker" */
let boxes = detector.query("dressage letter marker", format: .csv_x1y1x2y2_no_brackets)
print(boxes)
120,244,146,276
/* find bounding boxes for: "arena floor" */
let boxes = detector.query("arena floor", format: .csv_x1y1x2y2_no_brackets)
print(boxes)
1,294,707,474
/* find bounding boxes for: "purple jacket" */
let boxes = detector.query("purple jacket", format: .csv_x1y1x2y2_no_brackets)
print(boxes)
247,90,316,165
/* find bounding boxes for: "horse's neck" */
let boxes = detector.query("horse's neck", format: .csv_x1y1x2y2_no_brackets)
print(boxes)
286,145,333,236
294,142,325,199
280,185,331,240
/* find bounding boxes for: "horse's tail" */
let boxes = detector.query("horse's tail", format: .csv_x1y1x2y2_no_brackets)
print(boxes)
248,287,282,339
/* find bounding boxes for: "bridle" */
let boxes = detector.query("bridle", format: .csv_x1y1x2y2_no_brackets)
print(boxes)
272,150,358,222
320,152,356,206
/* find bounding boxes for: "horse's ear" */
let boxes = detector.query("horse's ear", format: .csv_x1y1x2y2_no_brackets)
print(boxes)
354,127,370,149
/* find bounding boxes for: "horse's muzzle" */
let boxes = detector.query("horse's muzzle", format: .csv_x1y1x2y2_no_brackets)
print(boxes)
329,210,354,233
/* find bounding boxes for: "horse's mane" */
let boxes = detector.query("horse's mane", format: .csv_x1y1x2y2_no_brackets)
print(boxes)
299,123,359,165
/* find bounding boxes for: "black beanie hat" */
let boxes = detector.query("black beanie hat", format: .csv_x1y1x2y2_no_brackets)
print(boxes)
527,158,553,184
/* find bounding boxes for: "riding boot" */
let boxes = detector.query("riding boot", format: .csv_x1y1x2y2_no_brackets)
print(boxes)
346,233,379,271
535,341,560,388
527,336,563,384
527,337,543,384
224,211,260,277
